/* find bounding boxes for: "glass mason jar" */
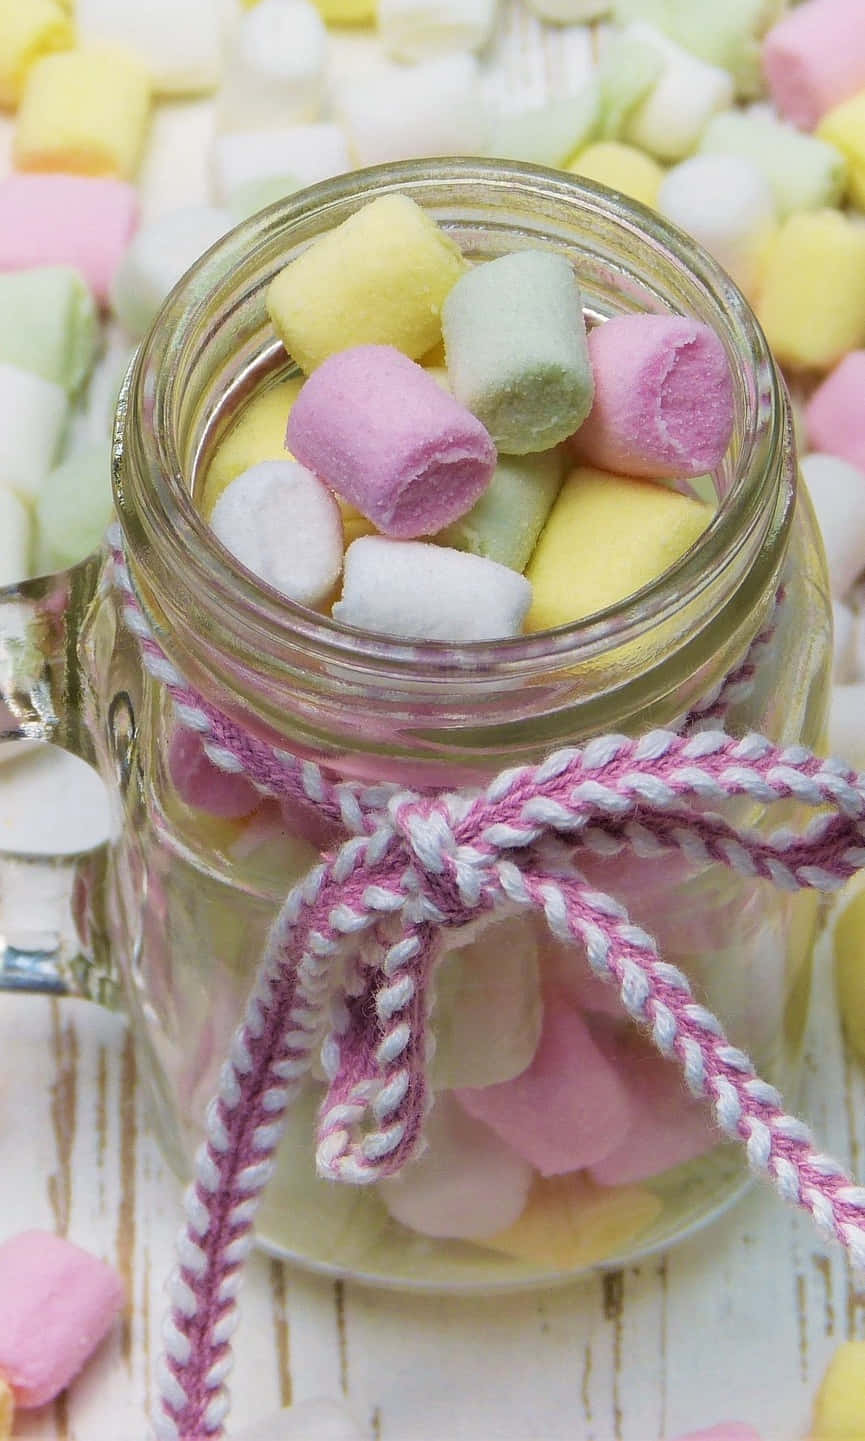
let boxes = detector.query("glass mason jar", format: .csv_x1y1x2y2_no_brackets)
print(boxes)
0,161,831,1290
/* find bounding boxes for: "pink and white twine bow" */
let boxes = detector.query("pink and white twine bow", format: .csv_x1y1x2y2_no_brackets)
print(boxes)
108,528,865,1441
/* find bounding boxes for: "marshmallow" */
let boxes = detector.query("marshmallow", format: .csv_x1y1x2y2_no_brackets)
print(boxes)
818,89,865,210
807,354,865,476
614,0,774,97
596,29,665,140
202,377,304,515
621,23,735,160
266,194,466,373
288,345,496,536
217,0,328,131
0,364,67,504
431,917,543,1089
33,443,114,572
435,449,564,573
235,1399,364,1441
169,725,262,818
834,889,865,1064
212,124,350,202
333,537,532,641
0,175,138,305
456,989,633,1175
483,1173,662,1270
486,86,600,167
569,140,664,208
337,53,490,166
380,1092,533,1241
0,490,30,586
801,454,865,600
574,315,735,480
0,0,72,109
829,683,865,769
378,0,498,61
525,467,713,630
14,47,152,180
226,174,301,222
209,459,344,606
110,205,233,340
0,1231,123,1408
309,0,375,17
526,0,610,17
762,0,865,131
756,211,865,372
75,0,223,96
0,267,97,394
833,602,856,682
699,110,846,220
442,251,594,455
657,154,776,297
811,1340,865,1440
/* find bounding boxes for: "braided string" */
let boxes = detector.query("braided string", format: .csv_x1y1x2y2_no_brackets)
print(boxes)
107,530,865,1441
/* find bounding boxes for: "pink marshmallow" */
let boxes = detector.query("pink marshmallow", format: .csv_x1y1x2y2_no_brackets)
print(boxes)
762,0,865,131
168,725,261,818
671,1428,761,1441
0,1231,124,1408
806,351,865,473
571,315,735,482
286,345,497,538
455,988,633,1176
0,175,138,306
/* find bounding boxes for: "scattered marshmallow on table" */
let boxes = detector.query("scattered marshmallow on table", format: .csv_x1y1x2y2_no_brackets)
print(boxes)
332,537,532,641
14,47,152,180
0,363,67,504
810,1339,865,1439
657,154,776,298
698,110,847,219
756,210,865,373
0,0,72,110
435,448,564,573
614,0,775,98
0,267,97,394
442,250,594,455
828,682,865,770
110,205,233,341
234,1398,364,1441
0,491,31,588
336,52,490,166
217,0,328,132
833,888,865,1065
620,22,735,161
378,0,498,61
798,456,865,601
209,459,344,606
483,1173,662,1270
595,28,664,141
0,175,138,305
212,123,350,202
569,139,664,208
74,0,223,97
807,353,865,475
762,0,865,132
33,443,115,573
818,88,865,210
486,86,600,168
226,173,301,222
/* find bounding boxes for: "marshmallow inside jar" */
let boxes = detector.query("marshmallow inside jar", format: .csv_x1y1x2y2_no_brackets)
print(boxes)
109,160,829,1292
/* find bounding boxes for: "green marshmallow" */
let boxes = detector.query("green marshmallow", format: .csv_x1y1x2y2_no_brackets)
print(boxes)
596,33,665,141
34,442,114,574
0,267,98,395
226,174,302,224
486,82,600,168
698,110,847,218
613,0,777,96
436,448,564,573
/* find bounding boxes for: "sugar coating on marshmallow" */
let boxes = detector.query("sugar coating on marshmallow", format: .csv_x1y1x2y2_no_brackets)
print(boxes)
0,175,138,304
110,205,233,340
169,725,261,818
0,489,31,587
337,52,490,166
834,892,865,1063
442,250,594,455
757,210,865,372
75,0,223,96
818,90,865,211
658,154,776,297
807,353,865,475
526,467,713,630
34,443,114,573
378,0,497,61
435,448,564,573
486,85,600,168
210,459,344,606
574,315,735,480
217,0,328,131
762,0,865,131
0,267,97,394
267,194,466,373
569,140,664,208
202,377,305,515
234,1398,365,1441
380,1092,533,1240
212,124,350,202
0,363,67,503
0,0,72,109
14,47,153,180
0,1230,124,1408
699,109,847,219
483,1173,662,1270
333,537,532,642
810,1340,865,1440
800,453,865,600
621,22,735,160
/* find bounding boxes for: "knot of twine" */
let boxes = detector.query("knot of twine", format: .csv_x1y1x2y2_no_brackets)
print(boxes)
107,528,865,1441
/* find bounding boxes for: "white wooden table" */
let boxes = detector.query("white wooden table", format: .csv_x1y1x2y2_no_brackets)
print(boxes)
1,4,864,1438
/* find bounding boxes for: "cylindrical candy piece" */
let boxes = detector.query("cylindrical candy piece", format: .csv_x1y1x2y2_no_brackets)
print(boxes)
212,124,350,202
807,353,865,475
762,0,865,131
757,210,865,372
810,1340,865,1439
14,46,152,181
33,443,114,573
569,140,664,208
287,345,496,537
168,725,262,819
0,0,72,109
657,154,776,298
442,250,594,455
698,110,847,220
378,0,498,61
337,52,490,166
0,1231,124,1408
217,0,328,131
434,448,564,573
110,205,232,340
483,1173,662,1269
818,90,865,210
800,453,865,599
0,267,97,395
573,314,735,480
621,22,734,161
486,87,600,168
0,363,67,504
834,889,865,1065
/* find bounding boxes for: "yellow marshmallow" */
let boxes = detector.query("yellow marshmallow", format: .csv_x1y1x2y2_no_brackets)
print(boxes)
811,1341,865,1439
569,141,664,210
14,47,152,180
756,210,865,372
483,1174,661,1269
833,886,865,1063
525,467,712,631
818,89,865,211
266,193,467,374
309,0,376,20
0,0,72,110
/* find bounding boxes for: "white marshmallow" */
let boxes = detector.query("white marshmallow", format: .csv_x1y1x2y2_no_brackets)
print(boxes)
111,206,233,341
380,1092,533,1240
235,1399,364,1441
527,0,610,15
333,538,533,642
487,84,600,167
336,53,491,167
657,153,776,297
212,125,350,203
217,0,328,132
210,460,344,607
829,683,865,768
622,22,735,160
801,453,865,600
834,602,856,683
0,365,67,505
0,489,31,587
378,0,498,62
75,0,224,96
